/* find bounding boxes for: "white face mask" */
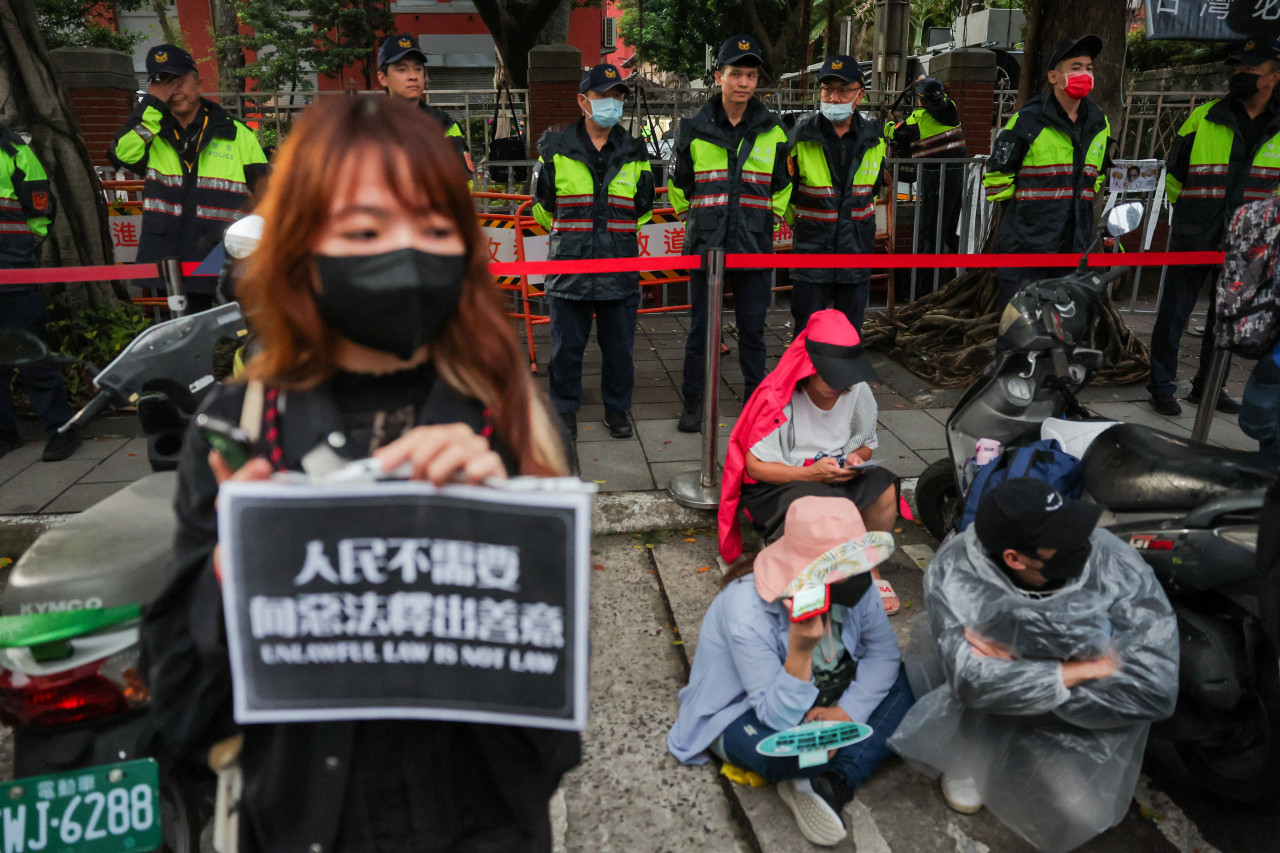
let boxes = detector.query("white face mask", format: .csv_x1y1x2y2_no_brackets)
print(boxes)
820,101,854,123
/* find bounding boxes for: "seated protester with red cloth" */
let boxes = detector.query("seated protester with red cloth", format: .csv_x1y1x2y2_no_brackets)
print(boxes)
719,309,902,614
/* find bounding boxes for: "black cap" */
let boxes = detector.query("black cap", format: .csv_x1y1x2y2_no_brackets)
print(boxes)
145,44,197,82
974,478,1102,558
580,63,630,95
1227,36,1280,66
1045,34,1103,71
804,339,879,389
818,55,863,85
717,34,763,68
916,77,945,99
379,33,426,69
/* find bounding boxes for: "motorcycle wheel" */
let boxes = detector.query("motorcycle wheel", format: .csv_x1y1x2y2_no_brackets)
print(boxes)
916,458,961,542
160,768,205,853
1175,640,1280,805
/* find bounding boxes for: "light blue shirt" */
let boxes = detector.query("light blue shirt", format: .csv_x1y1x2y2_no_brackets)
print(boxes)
667,575,903,765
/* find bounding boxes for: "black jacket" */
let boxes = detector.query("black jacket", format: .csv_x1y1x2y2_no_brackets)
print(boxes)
668,95,791,255
532,120,655,300
141,377,581,853
0,124,56,278
788,112,886,286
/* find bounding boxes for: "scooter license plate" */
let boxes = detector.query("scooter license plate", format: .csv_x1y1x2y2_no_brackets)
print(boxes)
0,758,161,852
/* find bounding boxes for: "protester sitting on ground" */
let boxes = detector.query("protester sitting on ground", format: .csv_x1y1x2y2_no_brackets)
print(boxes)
669,496,914,847
888,477,1178,853
719,309,902,614
141,96,579,853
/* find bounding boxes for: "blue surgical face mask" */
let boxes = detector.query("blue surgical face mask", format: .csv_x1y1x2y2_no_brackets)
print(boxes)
589,97,624,128
820,101,854,123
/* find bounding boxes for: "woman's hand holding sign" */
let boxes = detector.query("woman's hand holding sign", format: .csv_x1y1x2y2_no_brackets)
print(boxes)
373,423,507,485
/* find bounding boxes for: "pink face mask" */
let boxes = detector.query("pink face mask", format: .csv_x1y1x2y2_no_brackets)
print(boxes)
1063,71,1094,100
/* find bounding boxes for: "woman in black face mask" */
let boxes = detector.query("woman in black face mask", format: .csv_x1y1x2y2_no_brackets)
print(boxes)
142,96,577,853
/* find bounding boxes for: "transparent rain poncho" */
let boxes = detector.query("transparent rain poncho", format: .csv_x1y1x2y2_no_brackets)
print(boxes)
888,527,1179,853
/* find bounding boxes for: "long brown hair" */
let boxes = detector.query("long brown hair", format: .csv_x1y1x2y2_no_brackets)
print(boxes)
238,96,565,475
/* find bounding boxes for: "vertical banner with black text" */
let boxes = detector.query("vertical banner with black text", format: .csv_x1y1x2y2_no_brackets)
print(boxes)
218,481,592,731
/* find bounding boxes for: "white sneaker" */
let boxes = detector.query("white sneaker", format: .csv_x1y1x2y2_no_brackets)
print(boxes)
777,778,846,846
941,774,983,814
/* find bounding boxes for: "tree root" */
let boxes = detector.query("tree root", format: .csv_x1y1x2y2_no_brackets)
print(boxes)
868,268,1151,388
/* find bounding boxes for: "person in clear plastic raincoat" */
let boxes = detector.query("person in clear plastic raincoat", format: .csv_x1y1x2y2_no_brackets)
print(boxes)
888,478,1179,853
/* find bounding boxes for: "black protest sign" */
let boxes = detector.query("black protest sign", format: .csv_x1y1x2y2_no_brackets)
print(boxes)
217,481,592,731
1143,0,1280,42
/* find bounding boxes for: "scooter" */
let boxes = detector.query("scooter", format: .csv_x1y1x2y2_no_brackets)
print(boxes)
0,300,249,850
913,202,1280,802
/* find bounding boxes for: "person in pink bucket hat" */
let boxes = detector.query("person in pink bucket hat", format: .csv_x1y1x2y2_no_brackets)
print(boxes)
669,496,914,847
719,308,904,614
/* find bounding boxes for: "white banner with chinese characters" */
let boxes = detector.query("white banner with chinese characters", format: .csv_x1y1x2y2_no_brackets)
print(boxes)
109,213,142,264
217,480,592,731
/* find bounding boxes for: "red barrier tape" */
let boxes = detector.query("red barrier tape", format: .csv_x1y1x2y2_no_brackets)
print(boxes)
488,255,703,276
0,251,1226,287
0,261,207,286
723,251,1227,269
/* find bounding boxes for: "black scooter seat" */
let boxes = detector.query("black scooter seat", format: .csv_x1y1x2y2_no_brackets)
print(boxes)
1082,423,1277,512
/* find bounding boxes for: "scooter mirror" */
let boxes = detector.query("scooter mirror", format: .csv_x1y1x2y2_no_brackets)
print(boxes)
224,214,265,260
1105,201,1144,238
0,329,50,367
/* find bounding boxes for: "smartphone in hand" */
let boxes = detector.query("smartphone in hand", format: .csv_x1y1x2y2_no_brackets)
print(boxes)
196,414,254,472
843,457,880,470
789,584,831,622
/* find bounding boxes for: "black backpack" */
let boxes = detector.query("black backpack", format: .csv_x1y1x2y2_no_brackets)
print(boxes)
1216,197,1280,359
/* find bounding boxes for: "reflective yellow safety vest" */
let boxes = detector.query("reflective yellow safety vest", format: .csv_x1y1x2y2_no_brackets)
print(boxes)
110,96,267,264
0,124,55,275
667,96,792,255
787,112,886,285
984,93,1110,255
1166,96,1280,249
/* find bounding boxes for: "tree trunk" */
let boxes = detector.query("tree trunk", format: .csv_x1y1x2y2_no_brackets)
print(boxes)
473,0,576,87
210,0,246,94
150,0,178,44
0,0,124,310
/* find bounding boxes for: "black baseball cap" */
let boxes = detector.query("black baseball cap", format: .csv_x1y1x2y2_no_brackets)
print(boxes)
974,478,1102,558
1045,34,1103,71
379,33,426,69
145,44,197,82
580,63,630,95
818,55,863,86
718,34,763,68
916,77,945,99
804,339,879,389
1227,36,1280,66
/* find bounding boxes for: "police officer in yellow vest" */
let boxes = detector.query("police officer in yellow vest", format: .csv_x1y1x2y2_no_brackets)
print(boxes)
984,35,1109,309
377,34,474,183
0,123,80,462
1147,38,1280,417
532,64,654,441
669,35,792,432
787,55,886,333
887,77,966,266
110,44,268,313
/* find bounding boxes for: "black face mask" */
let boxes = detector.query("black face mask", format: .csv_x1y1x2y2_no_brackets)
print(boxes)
313,249,466,361
1229,72,1261,100
1039,541,1092,581
827,573,873,608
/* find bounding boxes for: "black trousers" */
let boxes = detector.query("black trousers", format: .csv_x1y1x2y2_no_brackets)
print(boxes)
791,278,870,335
682,268,771,399
547,290,639,414
0,289,73,440
1147,264,1227,398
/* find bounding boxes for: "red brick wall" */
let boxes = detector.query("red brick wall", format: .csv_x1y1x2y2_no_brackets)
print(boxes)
950,82,995,157
68,88,137,169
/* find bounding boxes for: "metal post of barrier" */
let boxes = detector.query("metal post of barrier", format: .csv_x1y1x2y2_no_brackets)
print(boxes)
1191,348,1229,444
668,248,725,510
158,258,187,317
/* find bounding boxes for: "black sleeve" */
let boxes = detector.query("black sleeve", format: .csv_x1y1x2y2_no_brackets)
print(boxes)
636,163,655,219
671,126,695,198
244,162,270,196
988,127,1031,175
12,158,56,225
140,388,244,761
1167,130,1194,187
891,121,921,158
